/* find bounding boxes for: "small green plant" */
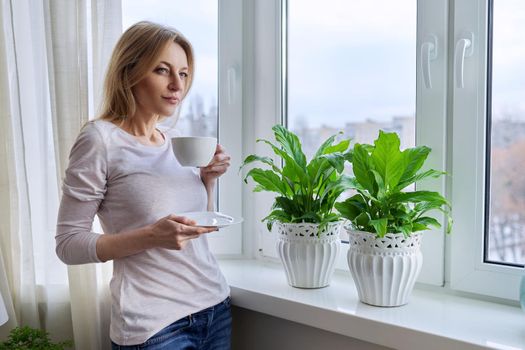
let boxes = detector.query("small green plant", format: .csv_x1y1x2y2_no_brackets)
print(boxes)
240,124,353,231
335,130,452,237
0,326,73,350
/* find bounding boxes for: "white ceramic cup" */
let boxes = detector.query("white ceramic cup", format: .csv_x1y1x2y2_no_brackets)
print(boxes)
171,136,217,167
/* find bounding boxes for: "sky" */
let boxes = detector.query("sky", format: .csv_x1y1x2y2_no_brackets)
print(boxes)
121,0,525,128
492,0,525,120
288,0,416,129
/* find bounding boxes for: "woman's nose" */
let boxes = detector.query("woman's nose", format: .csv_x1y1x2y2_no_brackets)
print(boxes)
168,76,183,91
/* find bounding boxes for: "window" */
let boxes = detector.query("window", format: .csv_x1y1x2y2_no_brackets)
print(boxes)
450,0,523,299
254,0,449,285
251,0,520,300
121,0,244,255
485,0,525,266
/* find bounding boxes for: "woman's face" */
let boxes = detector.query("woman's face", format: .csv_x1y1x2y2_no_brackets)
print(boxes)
132,41,189,119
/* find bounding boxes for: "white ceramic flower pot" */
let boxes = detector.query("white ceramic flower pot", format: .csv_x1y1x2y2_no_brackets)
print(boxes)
275,221,342,289
347,230,423,307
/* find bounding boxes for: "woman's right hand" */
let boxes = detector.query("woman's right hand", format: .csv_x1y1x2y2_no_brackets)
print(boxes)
95,214,216,262
147,214,217,250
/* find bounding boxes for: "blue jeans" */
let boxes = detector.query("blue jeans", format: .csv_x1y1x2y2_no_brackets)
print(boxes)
111,297,232,350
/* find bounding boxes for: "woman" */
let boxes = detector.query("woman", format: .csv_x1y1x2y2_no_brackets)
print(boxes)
56,21,232,349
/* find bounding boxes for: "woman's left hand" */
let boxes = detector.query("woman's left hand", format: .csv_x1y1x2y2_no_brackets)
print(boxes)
200,144,231,188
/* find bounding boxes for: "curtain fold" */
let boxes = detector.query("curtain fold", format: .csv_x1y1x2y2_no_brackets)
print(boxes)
92,0,123,113
0,0,42,334
44,0,90,180
0,0,122,348
43,3,99,346
44,1,121,349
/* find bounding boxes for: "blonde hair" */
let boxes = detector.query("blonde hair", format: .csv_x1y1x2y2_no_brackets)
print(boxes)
98,21,194,122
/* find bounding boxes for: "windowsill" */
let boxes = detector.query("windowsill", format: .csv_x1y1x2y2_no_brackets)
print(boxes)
219,258,525,350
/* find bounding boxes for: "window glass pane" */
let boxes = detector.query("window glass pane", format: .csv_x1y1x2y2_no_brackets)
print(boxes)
122,0,218,137
287,0,416,159
486,0,525,265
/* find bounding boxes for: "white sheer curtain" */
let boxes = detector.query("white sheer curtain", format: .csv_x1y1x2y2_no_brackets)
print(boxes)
0,0,53,337
0,0,121,349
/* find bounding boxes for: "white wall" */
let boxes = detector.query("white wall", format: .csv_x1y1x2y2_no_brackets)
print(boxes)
232,306,393,350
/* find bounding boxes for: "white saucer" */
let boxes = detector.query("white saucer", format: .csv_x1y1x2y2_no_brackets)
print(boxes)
179,211,243,228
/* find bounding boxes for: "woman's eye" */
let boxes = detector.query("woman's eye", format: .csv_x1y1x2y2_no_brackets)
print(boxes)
156,67,169,74
179,72,188,79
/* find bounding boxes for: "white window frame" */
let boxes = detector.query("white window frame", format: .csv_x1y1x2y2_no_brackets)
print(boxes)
416,0,449,285
247,0,285,261
449,0,522,300
208,0,245,255
246,0,521,301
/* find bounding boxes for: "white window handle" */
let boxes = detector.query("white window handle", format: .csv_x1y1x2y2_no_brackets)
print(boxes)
421,34,438,89
227,66,236,104
454,32,474,88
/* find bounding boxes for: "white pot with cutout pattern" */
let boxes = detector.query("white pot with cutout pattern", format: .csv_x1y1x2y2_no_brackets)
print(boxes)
346,230,423,307
274,221,342,289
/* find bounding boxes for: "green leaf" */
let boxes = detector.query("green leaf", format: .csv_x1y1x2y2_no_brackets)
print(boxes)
371,131,406,190
335,195,366,221
370,169,386,199
262,209,292,223
273,197,302,218
323,138,350,155
398,146,431,185
239,154,281,174
262,210,293,231
272,125,307,168
294,212,321,223
282,160,309,189
313,132,339,158
412,201,445,217
320,175,354,204
397,223,413,237
256,138,293,164
307,159,328,185
257,138,309,188
390,190,450,208
321,212,340,223
414,216,441,229
397,169,446,190
412,223,429,231
361,144,375,153
352,144,376,194
446,215,453,234
355,212,371,228
318,152,346,173
370,218,388,237
244,168,288,196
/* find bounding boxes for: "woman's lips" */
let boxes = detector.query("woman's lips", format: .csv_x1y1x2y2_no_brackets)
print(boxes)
162,96,180,105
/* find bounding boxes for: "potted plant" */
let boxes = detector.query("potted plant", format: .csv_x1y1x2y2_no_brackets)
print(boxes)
240,125,352,288
335,130,452,306
0,326,73,349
